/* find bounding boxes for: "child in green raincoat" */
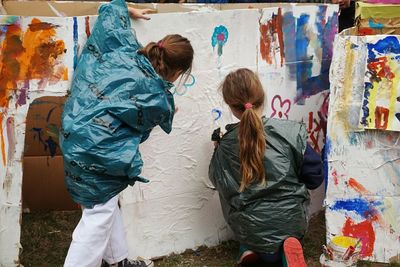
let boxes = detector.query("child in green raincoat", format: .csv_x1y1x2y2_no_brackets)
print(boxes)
209,69,324,267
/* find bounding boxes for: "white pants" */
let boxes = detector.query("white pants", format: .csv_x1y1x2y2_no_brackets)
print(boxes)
64,195,129,267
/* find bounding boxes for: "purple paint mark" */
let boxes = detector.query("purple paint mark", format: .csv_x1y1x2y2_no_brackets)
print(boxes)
330,198,382,219
16,80,29,107
271,95,291,119
31,127,58,157
6,117,15,163
45,136,58,157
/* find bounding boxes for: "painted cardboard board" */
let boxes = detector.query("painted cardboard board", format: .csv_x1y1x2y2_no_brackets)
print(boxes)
356,2,400,20
22,155,79,211
326,31,400,263
24,96,65,157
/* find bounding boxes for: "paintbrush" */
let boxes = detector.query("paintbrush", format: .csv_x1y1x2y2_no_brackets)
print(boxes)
322,245,333,260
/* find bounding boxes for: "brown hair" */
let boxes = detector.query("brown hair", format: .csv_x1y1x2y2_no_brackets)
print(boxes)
138,34,194,82
221,68,266,192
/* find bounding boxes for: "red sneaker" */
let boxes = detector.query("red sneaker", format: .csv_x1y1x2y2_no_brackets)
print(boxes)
238,250,260,265
283,237,307,267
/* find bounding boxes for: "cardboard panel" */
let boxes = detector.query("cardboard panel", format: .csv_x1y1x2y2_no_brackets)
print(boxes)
326,33,400,263
24,96,66,157
22,155,79,211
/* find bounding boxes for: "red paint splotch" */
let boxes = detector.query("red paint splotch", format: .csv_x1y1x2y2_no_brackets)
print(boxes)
358,28,374,36
332,169,339,185
342,217,375,257
260,8,284,67
367,56,395,80
348,178,370,195
374,106,389,130
85,16,91,38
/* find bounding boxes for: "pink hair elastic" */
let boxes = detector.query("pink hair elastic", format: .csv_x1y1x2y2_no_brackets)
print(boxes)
244,103,253,110
157,41,164,49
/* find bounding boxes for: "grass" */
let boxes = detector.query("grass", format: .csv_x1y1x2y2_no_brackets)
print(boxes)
20,210,400,267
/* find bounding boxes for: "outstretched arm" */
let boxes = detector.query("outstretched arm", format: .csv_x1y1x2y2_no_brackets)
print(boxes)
300,144,324,190
128,7,155,20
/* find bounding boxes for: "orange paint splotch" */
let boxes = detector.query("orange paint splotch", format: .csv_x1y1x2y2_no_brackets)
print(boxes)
19,19,67,83
0,18,68,109
0,23,24,108
348,178,370,195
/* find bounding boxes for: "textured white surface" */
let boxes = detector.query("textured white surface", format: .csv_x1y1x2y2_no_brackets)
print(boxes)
0,5,338,265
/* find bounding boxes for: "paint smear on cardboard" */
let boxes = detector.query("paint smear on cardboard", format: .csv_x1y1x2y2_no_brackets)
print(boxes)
342,217,375,257
260,8,284,67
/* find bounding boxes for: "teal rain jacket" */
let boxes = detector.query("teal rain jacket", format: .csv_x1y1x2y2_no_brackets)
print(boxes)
209,117,310,254
60,0,174,208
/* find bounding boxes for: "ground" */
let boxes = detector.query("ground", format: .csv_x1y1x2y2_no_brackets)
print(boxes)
20,210,399,267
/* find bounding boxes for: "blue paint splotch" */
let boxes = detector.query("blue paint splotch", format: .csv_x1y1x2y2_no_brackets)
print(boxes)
282,11,297,81
367,36,400,60
211,108,222,121
282,8,338,105
330,198,382,219
31,127,59,157
73,17,78,69
368,19,384,29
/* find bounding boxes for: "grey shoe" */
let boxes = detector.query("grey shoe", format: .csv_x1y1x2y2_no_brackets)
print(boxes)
118,258,154,267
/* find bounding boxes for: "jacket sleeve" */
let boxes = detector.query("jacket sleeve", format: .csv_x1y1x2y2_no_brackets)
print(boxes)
299,143,324,190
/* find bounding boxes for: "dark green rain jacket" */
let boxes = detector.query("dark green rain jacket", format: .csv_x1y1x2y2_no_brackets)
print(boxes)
60,0,174,208
209,117,310,253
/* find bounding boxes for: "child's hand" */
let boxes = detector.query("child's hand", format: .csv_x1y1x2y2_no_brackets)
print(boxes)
128,7,154,20
211,128,224,148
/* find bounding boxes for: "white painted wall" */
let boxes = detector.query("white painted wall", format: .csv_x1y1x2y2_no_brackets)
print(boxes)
0,4,337,265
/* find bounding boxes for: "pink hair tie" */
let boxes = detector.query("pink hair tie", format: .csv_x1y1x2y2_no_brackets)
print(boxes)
244,103,253,110
157,41,164,49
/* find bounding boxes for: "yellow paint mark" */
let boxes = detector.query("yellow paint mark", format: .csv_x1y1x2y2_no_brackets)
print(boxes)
339,41,355,133
383,198,399,233
332,235,358,248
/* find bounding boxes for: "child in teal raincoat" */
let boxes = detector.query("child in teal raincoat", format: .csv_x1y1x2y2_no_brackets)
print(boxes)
60,1,193,266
